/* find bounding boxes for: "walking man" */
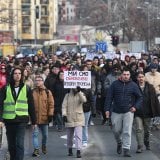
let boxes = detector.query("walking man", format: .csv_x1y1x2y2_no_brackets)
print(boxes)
32,75,54,157
0,67,37,160
105,68,143,157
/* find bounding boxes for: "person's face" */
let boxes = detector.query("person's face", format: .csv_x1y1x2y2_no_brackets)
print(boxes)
35,77,44,87
93,58,99,65
121,71,130,82
0,66,6,73
153,58,159,64
13,69,22,82
113,68,120,74
23,69,28,77
49,59,53,64
151,68,157,73
52,67,60,74
44,68,50,76
130,57,136,63
33,65,38,71
131,65,137,71
76,58,81,64
34,56,38,61
108,61,112,67
83,66,88,71
86,62,92,70
59,72,64,80
137,73,145,84
125,56,130,62
52,55,57,62
100,59,104,64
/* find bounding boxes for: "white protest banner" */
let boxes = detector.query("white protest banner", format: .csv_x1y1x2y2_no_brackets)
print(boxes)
129,52,141,59
64,71,91,89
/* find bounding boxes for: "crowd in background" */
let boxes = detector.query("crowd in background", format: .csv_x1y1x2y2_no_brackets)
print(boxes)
0,50,160,159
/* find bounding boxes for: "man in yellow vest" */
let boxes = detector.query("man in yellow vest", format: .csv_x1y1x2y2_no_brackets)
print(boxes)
0,67,37,160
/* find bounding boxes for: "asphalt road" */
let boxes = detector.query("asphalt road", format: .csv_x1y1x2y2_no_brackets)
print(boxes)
0,117,160,160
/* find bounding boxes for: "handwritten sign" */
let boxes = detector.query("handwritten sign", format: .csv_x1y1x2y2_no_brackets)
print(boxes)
64,71,91,88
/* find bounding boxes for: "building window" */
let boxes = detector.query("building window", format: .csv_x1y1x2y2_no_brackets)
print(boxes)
21,5,30,15
22,17,31,26
22,0,31,4
22,27,31,33
40,28,49,34
41,17,49,25
40,0,49,4
41,6,49,16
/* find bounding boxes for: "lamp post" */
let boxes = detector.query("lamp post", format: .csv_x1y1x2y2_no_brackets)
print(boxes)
145,1,150,51
79,16,90,49
137,2,150,51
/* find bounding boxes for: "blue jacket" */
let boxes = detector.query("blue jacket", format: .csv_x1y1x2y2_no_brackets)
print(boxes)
104,79,143,113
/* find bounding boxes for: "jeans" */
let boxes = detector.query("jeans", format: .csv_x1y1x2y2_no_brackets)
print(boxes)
82,111,91,144
111,112,134,150
134,117,151,146
5,123,27,160
55,112,63,130
32,124,48,149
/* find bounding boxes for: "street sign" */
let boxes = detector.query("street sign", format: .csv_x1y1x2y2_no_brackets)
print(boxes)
96,41,107,52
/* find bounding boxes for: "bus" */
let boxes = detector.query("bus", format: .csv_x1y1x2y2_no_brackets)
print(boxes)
18,44,43,56
43,39,79,54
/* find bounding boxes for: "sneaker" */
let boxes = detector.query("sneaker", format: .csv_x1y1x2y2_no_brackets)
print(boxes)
117,142,122,154
101,119,107,125
32,149,40,157
82,143,88,148
90,121,94,126
123,148,131,157
42,145,47,154
136,145,143,153
57,128,63,132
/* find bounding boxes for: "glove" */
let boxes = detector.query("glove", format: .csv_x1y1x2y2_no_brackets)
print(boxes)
92,114,96,118
48,116,53,123
63,116,68,122
76,86,81,92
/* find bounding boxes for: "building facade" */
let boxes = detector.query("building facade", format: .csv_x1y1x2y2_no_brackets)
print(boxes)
9,0,58,44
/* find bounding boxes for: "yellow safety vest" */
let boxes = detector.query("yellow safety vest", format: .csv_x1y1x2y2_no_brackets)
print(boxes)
2,85,29,119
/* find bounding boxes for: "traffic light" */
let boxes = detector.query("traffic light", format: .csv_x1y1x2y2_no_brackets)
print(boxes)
35,5,40,19
112,35,119,46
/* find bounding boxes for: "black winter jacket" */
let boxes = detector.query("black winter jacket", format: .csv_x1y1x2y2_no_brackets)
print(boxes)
104,79,143,113
135,82,160,118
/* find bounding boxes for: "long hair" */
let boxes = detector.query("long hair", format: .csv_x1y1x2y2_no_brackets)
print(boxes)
9,67,24,86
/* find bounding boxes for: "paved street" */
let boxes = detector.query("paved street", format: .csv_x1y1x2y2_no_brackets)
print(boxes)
0,117,160,160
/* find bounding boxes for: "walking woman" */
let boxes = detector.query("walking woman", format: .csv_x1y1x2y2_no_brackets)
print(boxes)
62,87,86,158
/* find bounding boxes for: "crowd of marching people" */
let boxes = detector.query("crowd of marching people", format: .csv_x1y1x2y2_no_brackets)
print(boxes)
0,50,160,159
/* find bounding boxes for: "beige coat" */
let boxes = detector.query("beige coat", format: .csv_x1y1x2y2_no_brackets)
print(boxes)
62,90,86,128
145,71,160,95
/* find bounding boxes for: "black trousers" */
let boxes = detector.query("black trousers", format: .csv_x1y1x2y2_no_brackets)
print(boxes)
5,123,27,160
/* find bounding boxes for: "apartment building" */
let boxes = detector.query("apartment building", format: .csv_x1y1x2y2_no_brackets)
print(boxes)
9,0,58,43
